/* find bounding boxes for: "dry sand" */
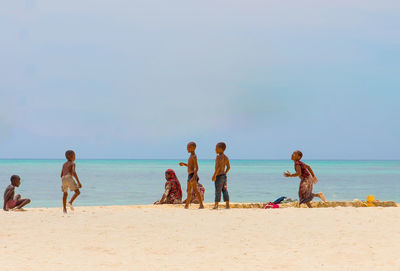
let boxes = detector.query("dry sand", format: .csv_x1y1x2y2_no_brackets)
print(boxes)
1,205,399,271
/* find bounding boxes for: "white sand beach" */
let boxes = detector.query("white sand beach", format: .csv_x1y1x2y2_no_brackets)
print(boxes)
1,205,400,271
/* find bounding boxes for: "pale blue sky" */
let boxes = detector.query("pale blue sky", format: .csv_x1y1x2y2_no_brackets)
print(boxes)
0,0,399,159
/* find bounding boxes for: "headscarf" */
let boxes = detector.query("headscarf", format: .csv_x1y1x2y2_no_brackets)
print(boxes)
165,169,182,200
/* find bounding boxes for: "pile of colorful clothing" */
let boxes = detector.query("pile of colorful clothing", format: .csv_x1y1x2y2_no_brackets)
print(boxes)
264,196,298,209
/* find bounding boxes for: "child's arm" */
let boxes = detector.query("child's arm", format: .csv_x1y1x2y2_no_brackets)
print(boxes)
306,164,315,178
306,164,318,183
72,164,82,188
179,162,188,167
225,157,231,175
283,164,302,178
3,197,7,211
212,156,220,181
193,155,199,177
3,188,13,211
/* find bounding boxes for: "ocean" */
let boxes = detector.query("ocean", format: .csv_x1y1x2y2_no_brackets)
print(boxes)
1,159,399,208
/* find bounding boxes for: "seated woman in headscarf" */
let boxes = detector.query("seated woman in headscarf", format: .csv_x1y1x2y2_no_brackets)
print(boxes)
154,169,183,205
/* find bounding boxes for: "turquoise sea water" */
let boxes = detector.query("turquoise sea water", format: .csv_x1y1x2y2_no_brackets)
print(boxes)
1,160,399,208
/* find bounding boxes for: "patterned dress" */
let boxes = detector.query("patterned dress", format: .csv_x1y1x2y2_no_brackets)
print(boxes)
165,180,183,204
295,161,315,204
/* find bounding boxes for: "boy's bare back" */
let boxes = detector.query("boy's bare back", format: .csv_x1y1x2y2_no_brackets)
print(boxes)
61,161,75,177
3,185,15,203
215,153,229,176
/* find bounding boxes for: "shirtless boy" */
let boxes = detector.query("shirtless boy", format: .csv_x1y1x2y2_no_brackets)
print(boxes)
3,175,31,211
61,150,82,213
212,142,231,209
179,142,204,209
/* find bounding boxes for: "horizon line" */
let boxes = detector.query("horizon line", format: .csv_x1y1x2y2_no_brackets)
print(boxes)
0,158,399,161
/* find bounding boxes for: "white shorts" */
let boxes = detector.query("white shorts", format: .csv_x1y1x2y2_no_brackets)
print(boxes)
61,175,78,192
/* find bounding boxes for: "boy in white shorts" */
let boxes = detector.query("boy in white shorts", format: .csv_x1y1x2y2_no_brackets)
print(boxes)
61,150,82,213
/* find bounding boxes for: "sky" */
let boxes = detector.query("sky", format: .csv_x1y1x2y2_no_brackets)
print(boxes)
0,0,399,159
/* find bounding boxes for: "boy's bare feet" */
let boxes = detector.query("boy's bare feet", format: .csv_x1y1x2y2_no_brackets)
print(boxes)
67,202,74,211
225,202,230,209
63,208,67,214
212,203,218,210
317,192,327,202
184,205,189,209
199,205,204,209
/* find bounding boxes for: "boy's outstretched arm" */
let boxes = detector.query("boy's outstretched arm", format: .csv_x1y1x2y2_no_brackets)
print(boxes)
284,164,302,178
179,162,188,167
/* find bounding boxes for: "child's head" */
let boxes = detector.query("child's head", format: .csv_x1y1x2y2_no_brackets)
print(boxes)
65,150,76,161
216,142,226,154
10,175,21,187
187,142,196,153
291,150,303,161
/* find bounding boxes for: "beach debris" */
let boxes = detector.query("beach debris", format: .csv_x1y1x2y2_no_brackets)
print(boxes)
365,195,376,207
152,201,398,209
